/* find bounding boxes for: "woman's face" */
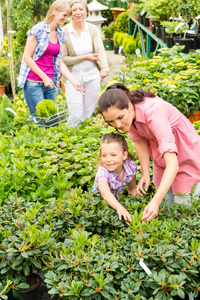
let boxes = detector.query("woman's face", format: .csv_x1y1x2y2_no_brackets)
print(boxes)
53,10,68,26
71,3,87,23
102,103,135,133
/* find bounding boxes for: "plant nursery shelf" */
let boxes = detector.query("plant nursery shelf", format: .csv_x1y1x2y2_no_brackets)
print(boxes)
129,15,167,58
110,7,127,22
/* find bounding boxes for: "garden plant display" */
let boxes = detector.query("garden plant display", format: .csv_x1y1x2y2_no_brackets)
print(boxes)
0,44,200,299
112,46,200,117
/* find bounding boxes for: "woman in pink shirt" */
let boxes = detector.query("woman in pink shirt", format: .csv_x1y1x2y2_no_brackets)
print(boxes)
98,83,200,221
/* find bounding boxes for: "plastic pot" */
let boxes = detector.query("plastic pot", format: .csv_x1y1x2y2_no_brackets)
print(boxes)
8,273,42,300
174,37,192,53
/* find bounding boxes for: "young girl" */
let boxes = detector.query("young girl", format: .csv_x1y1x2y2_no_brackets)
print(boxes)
93,132,137,222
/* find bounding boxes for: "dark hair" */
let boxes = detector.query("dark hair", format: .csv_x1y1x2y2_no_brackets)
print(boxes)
98,82,155,114
100,132,134,161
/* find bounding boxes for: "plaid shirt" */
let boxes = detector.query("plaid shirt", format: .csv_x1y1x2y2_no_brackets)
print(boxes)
17,22,67,92
93,160,137,199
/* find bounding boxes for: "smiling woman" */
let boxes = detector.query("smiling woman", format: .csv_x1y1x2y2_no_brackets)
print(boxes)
61,0,109,128
98,83,200,222
17,0,84,118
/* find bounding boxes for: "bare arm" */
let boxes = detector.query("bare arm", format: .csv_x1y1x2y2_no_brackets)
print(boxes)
23,35,54,87
135,139,150,195
128,176,137,197
141,152,179,221
98,178,132,222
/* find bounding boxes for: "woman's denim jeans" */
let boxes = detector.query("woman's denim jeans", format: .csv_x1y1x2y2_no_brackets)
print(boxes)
24,80,56,115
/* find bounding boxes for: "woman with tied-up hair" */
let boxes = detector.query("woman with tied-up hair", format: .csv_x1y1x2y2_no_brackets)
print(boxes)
98,83,200,221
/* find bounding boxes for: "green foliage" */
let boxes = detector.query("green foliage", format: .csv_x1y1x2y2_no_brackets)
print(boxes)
113,32,121,46
0,95,15,134
102,22,115,40
0,56,10,86
161,21,182,37
114,32,126,47
107,46,200,117
143,0,171,22
115,11,129,33
36,100,57,118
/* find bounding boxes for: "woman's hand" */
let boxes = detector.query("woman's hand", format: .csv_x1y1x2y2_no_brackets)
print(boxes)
42,75,54,88
83,53,99,62
141,198,160,222
100,67,109,81
72,80,85,94
136,174,150,196
117,206,132,222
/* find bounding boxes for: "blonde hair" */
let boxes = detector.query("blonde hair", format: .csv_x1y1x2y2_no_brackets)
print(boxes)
68,0,89,15
44,0,70,24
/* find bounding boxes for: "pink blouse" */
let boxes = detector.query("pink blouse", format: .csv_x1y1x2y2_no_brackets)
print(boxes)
128,96,200,194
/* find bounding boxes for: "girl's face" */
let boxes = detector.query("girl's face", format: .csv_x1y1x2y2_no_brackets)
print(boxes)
71,3,87,22
102,103,135,133
53,10,68,26
101,142,128,174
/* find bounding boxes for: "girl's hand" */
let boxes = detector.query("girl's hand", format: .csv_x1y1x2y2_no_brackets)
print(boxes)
141,198,160,221
100,67,109,81
117,206,132,222
136,174,150,196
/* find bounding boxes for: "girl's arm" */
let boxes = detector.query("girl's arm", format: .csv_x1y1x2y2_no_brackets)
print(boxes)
98,178,132,222
141,152,178,222
23,35,54,87
135,139,150,195
128,176,137,197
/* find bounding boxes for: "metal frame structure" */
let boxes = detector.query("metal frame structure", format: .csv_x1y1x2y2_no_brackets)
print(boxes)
128,15,167,58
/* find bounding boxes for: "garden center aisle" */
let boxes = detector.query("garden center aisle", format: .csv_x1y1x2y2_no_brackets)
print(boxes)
102,50,128,84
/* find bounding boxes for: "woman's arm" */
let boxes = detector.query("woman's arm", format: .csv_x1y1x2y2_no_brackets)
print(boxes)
23,35,54,87
60,46,85,94
128,176,137,197
135,139,150,195
141,152,178,221
98,178,132,222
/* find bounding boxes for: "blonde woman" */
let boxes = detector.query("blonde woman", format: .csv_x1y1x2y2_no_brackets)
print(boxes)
17,0,84,116
62,0,109,127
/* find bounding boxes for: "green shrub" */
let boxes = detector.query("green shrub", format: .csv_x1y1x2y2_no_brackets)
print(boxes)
36,99,57,118
113,32,121,46
102,22,115,39
115,32,126,47
115,11,130,33
0,94,15,133
0,56,10,86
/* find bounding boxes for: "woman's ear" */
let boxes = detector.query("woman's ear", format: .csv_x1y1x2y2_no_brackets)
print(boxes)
128,102,134,111
123,151,128,161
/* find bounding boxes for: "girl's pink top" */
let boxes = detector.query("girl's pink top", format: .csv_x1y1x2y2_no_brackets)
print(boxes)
27,40,60,82
128,96,200,194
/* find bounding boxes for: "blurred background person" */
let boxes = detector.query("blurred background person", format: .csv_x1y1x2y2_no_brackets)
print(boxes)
17,0,84,117
62,0,109,127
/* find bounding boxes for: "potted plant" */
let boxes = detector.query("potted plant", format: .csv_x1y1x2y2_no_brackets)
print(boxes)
0,201,55,300
0,56,11,95
161,21,181,47
113,32,121,54
173,0,194,53
102,22,115,51
143,0,171,36
35,99,58,127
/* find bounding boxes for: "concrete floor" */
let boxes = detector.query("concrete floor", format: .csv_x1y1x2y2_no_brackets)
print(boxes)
101,50,128,84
